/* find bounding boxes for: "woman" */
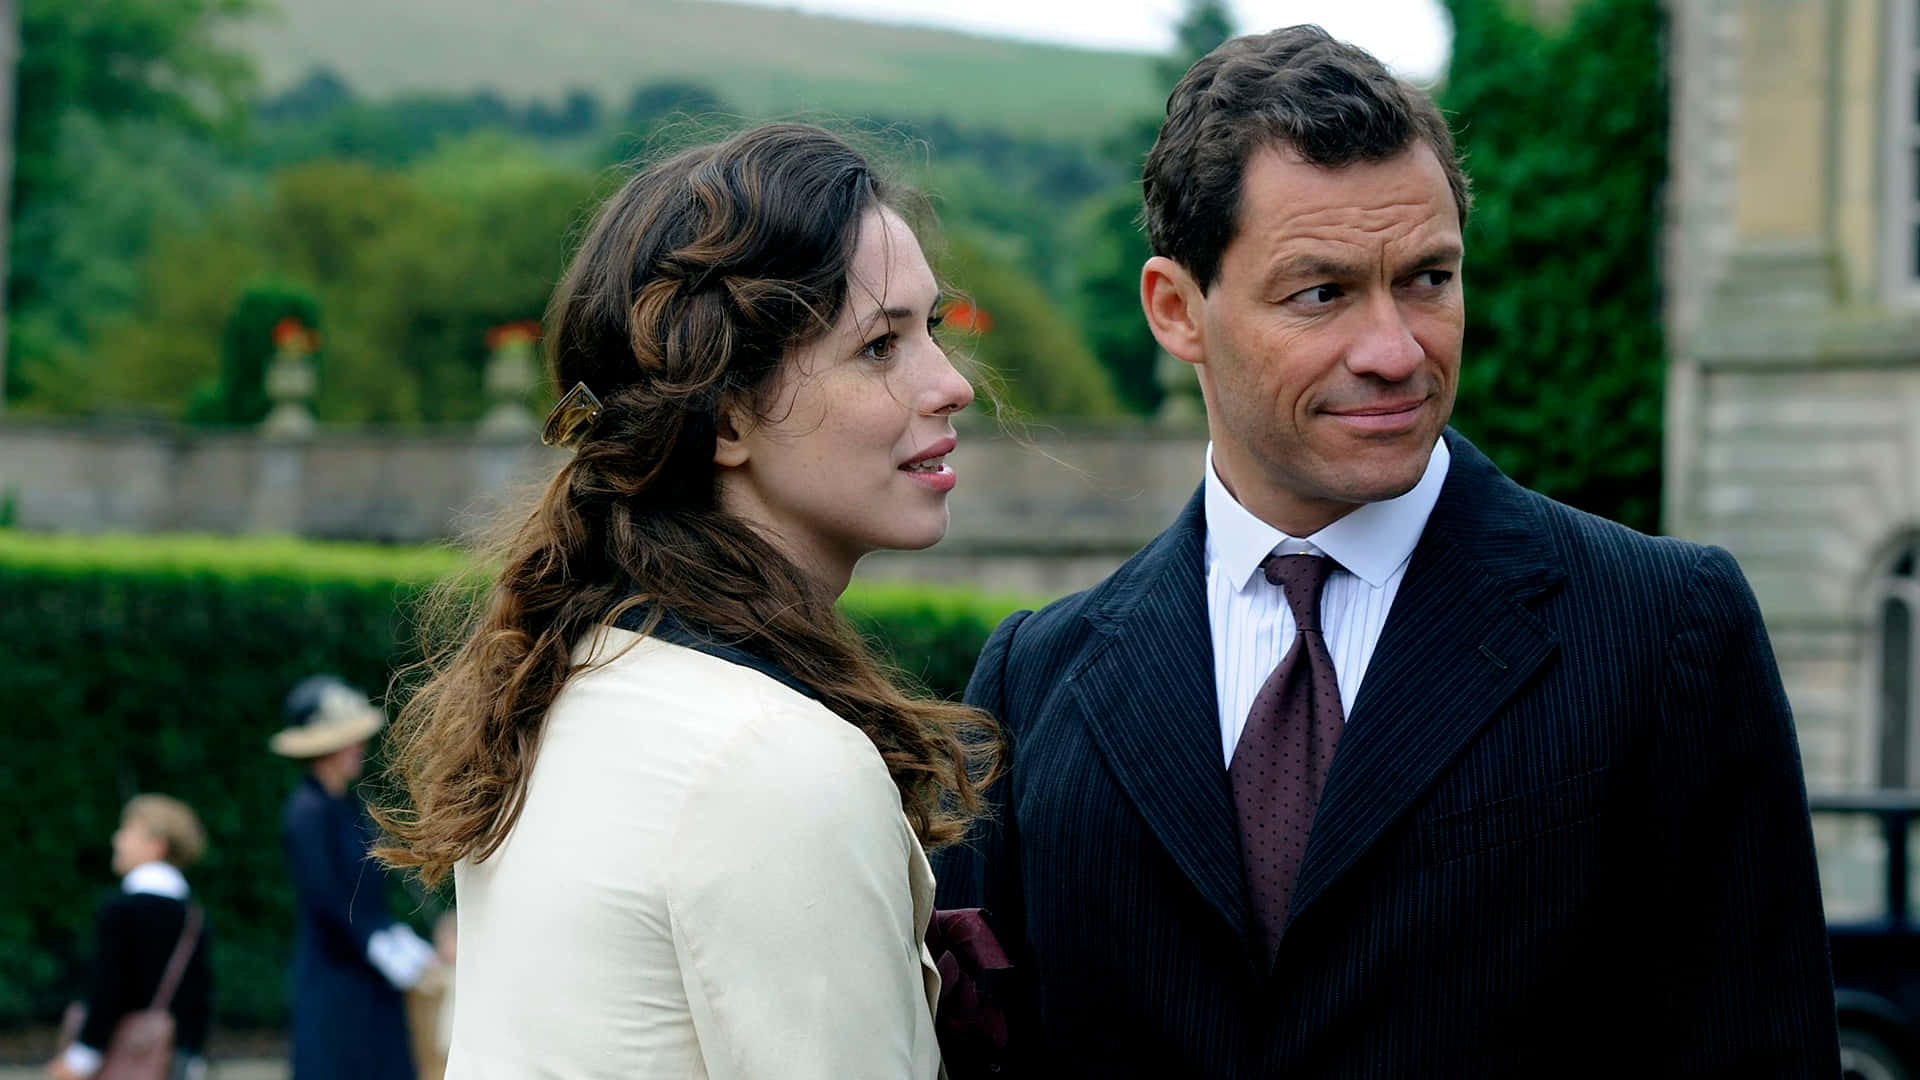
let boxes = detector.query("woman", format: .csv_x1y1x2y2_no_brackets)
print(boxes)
376,123,1001,1078
51,794,213,1080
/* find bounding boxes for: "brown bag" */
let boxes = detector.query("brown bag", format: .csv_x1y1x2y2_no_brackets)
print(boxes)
64,905,203,1080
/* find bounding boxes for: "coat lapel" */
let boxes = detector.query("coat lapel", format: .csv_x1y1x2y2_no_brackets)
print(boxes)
1286,432,1567,932
1068,490,1253,950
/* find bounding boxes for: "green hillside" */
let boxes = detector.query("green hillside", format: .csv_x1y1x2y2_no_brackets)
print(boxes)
241,0,1163,139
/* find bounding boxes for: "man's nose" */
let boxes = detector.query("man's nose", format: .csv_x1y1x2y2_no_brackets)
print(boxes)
1346,296,1424,382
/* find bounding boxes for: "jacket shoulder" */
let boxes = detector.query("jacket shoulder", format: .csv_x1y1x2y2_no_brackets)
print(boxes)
1523,485,1726,584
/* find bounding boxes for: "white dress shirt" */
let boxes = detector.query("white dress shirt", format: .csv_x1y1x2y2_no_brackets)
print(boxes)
1205,438,1451,765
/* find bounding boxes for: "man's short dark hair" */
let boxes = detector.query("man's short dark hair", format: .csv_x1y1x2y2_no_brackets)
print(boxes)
1142,25,1471,292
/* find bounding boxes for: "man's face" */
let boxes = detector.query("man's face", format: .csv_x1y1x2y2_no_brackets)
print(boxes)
1179,141,1464,534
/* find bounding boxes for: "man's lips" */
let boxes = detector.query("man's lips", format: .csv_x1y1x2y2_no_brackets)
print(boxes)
1320,397,1430,432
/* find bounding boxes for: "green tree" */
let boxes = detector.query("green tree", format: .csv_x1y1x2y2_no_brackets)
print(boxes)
186,281,321,426
9,0,258,408
1156,0,1234,88
1440,0,1667,532
1069,0,1235,414
93,136,604,425
937,229,1123,419
6,113,244,413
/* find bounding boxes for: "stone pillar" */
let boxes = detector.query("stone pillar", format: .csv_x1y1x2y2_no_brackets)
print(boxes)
479,322,540,437
260,319,319,440
252,319,316,534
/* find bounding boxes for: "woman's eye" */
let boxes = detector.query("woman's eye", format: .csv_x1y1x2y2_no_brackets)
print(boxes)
926,314,945,342
861,334,897,362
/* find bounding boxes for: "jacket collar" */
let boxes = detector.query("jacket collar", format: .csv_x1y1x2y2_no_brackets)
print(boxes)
1072,428,1567,968
612,605,823,703
122,861,190,900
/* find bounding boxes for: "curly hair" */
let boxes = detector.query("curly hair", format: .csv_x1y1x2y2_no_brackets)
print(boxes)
374,123,1004,888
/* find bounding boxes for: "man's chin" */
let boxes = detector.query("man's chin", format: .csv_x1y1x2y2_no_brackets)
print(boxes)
1323,448,1436,506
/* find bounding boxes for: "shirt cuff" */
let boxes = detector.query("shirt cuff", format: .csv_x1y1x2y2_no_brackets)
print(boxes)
367,923,436,990
60,1043,103,1078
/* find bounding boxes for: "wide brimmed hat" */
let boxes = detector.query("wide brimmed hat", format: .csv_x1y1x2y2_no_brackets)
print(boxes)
269,675,384,759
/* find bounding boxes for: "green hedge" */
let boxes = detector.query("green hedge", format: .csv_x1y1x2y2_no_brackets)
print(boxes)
0,530,1028,1027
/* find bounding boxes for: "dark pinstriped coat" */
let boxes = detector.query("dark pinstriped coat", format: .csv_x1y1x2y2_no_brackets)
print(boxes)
934,430,1839,1077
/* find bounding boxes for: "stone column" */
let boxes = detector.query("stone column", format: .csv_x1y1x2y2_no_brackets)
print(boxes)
252,319,317,534
479,322,540,437
260,320,319,440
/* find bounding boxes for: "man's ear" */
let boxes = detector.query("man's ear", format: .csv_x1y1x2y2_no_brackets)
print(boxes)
1141,256,1207,367
712,405,751,468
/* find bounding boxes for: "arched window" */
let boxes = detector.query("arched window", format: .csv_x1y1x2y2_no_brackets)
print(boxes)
1878,543,1920,787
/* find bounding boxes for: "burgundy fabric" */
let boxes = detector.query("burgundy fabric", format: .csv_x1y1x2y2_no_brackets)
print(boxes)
1229,553,1344,962
928,907,1016,1077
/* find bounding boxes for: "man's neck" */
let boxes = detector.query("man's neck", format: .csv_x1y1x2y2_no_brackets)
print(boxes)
1208,452,1359,538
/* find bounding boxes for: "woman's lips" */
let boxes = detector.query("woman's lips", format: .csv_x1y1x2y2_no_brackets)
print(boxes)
900,460,957,493
900,436,957,493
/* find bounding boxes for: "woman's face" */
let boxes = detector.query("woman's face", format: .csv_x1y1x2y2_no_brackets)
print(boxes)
717,206,973,593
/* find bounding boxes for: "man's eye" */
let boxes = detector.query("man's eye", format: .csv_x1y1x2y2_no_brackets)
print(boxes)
1410,270,1454,289
861,334,897,362
1288,284,1343,308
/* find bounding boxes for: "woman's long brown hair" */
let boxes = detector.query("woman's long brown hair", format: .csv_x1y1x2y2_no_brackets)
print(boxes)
374,124,1003,888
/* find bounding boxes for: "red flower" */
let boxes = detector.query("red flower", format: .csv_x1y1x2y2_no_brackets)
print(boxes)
943,300,993,334
272,317,316,352
486,320,543,350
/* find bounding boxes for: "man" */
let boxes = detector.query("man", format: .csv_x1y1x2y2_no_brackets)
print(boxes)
273,674,436,1080
934,26,1837,1076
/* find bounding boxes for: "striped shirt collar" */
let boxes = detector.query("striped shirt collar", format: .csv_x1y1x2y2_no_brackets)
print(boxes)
1203,437,1451,592
121,861,190,900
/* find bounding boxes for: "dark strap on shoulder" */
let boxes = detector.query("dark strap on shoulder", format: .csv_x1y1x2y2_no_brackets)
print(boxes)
149,904,202,1011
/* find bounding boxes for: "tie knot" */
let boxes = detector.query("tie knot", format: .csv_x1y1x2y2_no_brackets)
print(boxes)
1261,553,1337,631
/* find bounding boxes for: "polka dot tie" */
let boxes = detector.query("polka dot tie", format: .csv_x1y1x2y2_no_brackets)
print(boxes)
1229,552,1344,964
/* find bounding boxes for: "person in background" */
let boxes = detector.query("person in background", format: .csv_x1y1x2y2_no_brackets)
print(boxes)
273,675,436,1080
49,794,213,1080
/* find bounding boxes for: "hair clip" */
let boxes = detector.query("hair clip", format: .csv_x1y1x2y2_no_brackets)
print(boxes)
541,382,605,449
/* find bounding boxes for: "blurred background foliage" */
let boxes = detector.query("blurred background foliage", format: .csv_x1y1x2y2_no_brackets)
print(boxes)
1439,0,1667,533
6,0,1667,522
0,529,1025,1025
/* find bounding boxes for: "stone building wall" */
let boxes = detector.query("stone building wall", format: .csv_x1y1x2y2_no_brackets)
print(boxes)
0,418,1209,598
1667,0,1920,790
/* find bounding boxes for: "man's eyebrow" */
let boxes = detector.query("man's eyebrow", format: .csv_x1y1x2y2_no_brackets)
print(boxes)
1266,255,1364,285
1401,243,1464,271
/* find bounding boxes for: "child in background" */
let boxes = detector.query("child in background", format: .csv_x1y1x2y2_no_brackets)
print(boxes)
50,794,213,1080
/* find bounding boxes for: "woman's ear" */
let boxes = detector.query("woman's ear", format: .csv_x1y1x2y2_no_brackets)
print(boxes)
712,404,751,468
1141,255,1206,367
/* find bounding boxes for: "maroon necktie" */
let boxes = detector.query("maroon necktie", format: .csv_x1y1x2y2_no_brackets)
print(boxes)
1229,552,1344,962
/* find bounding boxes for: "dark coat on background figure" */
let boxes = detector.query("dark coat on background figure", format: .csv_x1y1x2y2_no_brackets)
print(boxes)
282,776,416,1080
935,430,1839,1077
76,892,213,1058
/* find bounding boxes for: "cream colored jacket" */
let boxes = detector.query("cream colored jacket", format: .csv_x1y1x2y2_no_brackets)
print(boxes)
446,627,942,1079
